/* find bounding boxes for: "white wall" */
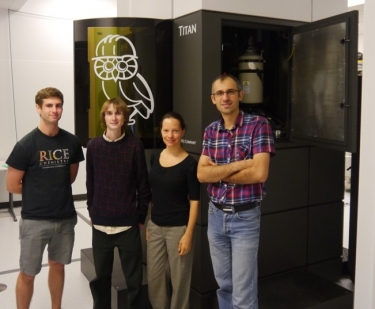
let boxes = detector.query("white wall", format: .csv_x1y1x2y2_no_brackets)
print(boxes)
18,0,117,19
173,0,203,19
312,0,347,21
9,11,74,139
0,9,16,160
127,0,347,22
72,147,86,196
216,0,312,20
0,9,17,202
349,4,364,53
118,0,173,19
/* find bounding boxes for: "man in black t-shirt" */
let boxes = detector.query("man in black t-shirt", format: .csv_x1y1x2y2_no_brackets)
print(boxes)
6,87,84,309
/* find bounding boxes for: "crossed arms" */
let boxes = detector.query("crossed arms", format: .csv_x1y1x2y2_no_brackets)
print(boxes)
197,152,270,185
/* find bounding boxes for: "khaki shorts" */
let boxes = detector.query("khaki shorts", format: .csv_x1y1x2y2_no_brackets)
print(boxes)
19,216,77,276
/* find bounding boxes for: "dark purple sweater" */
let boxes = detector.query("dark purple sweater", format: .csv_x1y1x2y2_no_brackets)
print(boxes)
86,135,151,226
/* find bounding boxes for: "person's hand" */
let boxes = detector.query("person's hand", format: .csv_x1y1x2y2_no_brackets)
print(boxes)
139,223,144,230
145,227,149,242
178,233,192,256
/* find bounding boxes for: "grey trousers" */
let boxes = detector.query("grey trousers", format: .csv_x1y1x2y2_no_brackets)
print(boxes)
147,220,194,309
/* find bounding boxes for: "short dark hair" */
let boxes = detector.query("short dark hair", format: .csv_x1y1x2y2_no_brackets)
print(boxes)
35,87,64,107
211,74,242,93
100,98,130,132
160,111,186,131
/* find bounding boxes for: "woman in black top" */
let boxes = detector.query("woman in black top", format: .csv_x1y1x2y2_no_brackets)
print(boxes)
147,112,200,309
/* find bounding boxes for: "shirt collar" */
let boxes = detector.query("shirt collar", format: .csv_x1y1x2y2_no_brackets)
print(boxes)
103,131,125,142
219,110,244,130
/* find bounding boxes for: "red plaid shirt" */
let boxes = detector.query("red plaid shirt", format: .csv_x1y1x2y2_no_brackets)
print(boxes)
201,111,275,205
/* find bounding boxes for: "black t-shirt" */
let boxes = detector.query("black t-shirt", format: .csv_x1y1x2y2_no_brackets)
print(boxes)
148,150,200,226
6,127,84,220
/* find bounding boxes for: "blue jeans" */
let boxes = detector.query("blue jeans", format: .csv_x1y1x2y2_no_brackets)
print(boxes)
207,201,260,309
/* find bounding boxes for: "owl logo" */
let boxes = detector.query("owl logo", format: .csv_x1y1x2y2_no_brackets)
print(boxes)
92,34,154,125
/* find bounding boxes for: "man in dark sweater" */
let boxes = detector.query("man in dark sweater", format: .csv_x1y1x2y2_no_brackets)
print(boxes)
86,97,151,309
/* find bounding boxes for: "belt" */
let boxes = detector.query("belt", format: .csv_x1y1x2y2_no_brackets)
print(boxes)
211,200,259,213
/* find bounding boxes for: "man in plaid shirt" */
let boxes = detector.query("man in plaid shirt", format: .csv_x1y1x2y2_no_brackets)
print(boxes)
197,74,275,309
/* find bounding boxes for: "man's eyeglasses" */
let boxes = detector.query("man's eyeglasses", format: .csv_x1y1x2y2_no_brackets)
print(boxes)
212,89,240,98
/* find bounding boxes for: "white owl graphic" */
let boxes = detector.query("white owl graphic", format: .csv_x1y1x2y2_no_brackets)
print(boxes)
92,34,154,125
